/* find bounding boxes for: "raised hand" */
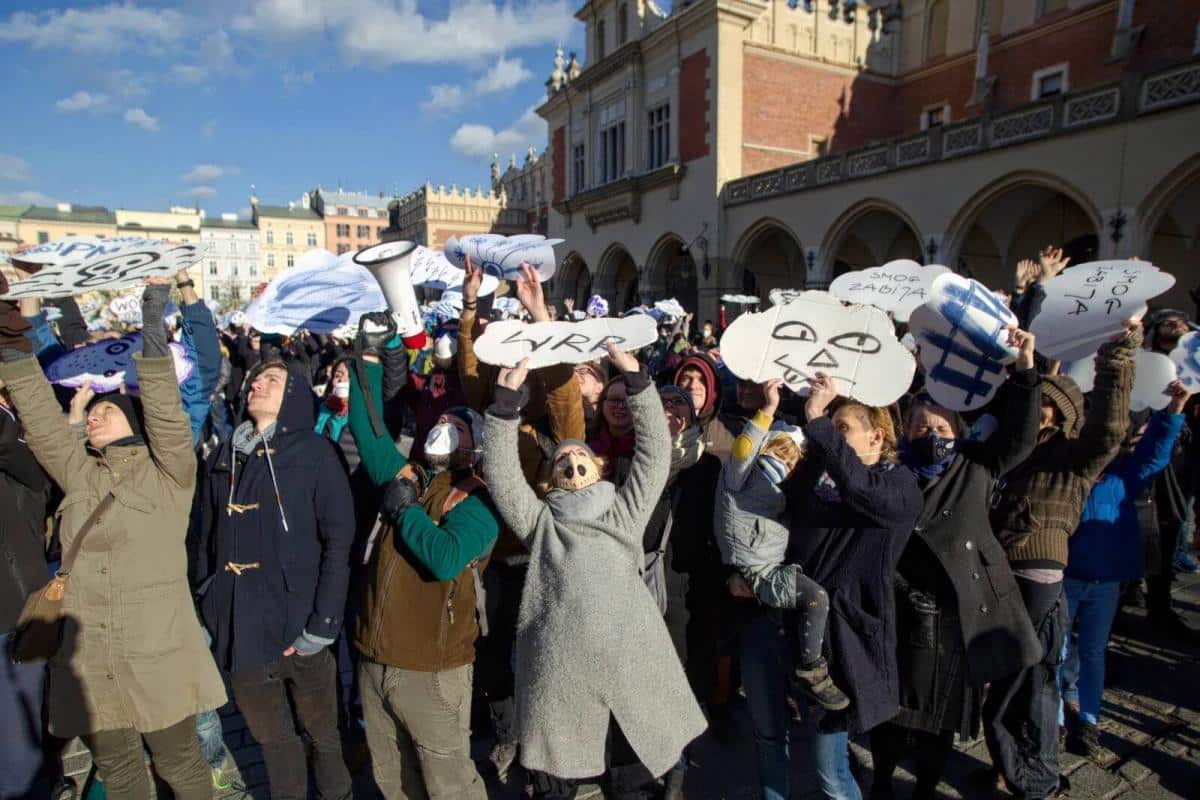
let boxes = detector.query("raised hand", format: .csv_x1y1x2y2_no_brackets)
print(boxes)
761,377,782,417
1008,328,1037,371
1038,246,1070,281
1166,379,1191,415
497,357,531,391
805,371,838,420
564,297,575,312
606,341,640,374
462,256,483,305
1015,259,1038,292
68,383,95,426
514,263,548,322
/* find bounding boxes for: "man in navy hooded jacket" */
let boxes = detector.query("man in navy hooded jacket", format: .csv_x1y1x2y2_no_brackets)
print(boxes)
198,359,355,800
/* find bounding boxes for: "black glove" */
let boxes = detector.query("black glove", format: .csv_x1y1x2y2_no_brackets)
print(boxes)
140,283,172,358
356,312,396,358
380,474,421,522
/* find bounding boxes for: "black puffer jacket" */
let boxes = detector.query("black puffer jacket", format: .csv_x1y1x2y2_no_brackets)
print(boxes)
0,405,52,634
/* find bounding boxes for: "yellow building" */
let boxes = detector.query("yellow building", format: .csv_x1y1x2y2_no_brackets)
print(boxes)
0,205,28,256
115,207,205,295
390,182,527,250
251,195,325,278
16,203,118,248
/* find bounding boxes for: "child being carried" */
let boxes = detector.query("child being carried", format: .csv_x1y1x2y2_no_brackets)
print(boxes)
715,378,849,711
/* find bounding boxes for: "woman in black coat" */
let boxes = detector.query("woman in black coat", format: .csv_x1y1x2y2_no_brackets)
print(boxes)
742,374,922,800
868,329,1042,800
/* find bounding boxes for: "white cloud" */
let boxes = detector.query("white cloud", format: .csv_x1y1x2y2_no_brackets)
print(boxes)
234,0,574,65
0,4,186,54
170,64,209,84
180,186,218,200
421,84,466,114
450,106,544,160
473,56,532,94
183,164,238,183
282,69,315,87
124,107,159,132
56,90,110,112
0,153,34,183
0,190,56,206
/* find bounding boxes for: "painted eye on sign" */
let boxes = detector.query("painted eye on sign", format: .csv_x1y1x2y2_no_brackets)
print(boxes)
44,334,194,394
442,234,563,282
718,290,914,407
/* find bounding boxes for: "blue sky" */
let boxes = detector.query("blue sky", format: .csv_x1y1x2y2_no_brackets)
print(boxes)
0,0,588,216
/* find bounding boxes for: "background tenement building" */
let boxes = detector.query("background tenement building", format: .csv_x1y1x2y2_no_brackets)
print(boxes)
538,0,1200,320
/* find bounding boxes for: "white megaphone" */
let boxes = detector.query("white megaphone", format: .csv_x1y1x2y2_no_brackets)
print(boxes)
354,241,427,348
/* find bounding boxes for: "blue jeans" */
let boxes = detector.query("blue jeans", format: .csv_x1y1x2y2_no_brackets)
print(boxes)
1060,579,1120,727
0,631,51,799
740,611,861,800
196,626,228,770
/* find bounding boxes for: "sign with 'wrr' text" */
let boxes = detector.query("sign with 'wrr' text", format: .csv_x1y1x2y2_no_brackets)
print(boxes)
473,316,658,368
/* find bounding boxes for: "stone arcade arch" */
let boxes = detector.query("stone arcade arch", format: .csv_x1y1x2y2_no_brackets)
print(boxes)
645,234,699,313
1141,154,1200,313
553,251,592,310
730,218,805,298
821,200,924,278
596,243,640,313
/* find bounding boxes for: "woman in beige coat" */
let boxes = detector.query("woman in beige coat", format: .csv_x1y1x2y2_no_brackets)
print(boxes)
0,281,226,800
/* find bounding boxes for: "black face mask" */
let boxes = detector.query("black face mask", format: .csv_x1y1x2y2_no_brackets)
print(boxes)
910,432,956,465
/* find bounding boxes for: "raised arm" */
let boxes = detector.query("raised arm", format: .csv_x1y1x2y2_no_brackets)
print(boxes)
725,411,774,492
134,281,196,487
483,371,546,544
395,493,499,580
609,346,671,534
963,329,1040,477
347,354,408,486
457,258,491,413
1065,323,1139,481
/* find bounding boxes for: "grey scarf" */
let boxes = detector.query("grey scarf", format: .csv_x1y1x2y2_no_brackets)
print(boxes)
232,420,276,456
545,481,616,523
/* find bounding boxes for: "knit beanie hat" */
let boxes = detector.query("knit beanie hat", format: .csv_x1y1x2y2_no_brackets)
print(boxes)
1039,374,1084,437
86,393,145,440
673,353,721,420
552,438,597,463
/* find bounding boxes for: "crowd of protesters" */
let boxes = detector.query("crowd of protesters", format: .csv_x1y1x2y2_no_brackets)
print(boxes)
1,243,1199,800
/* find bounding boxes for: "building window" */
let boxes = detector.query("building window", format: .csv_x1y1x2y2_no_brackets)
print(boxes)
266,230,274,245
920,103,949,130
337,243,350,255
211,286,221,302
357,225,370,238
37,231,49,244
285,231,294,246
647,104,671,169
600,121,625,184
809,135,829,158
248,241,256,254
1032,64,1068,99
337,224,349,237
267,253,276,268
286,254,295,268
596,19,606,59
230,262,238,277
249,262,258,276
228,241,237,254
925,0,948,60
205,239,215,252
337,206,348,216
618,3,628,45
306,231,317,247
378,209,387,219
208,260,218,276
357,208,367,217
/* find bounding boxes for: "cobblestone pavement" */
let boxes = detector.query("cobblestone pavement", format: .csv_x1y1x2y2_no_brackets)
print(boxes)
58,574,1200,799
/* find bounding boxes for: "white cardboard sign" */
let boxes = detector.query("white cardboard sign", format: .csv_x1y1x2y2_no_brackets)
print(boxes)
654,298,686,318
473,315,658,369
410,245,499,295
718,290,914,407
108,294,141,322
907,274,1018,412
721,293,761,305
767,289,801,307
2,238,201,299
45,334,194,394
443,234,563,281
1064,349,1177,412
1170,331,1200,390
1031,260,1175,362
829,260,951,323
246,251,386,335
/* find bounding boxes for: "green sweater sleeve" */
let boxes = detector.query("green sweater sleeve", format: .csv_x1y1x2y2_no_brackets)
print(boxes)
348,358,408,486
397,495,499,581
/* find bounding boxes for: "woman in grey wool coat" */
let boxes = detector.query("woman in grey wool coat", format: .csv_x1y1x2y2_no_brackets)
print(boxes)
482,343,707,795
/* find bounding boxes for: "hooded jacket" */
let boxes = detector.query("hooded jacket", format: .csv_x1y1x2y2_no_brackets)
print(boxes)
199,361,355,673
0,404,51,635
990,332,1138,568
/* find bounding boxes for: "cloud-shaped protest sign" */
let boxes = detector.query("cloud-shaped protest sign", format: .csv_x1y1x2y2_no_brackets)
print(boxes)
45,334,194,394
443,234,563,281
829,260,950,322
246,250,386,335
718,290,914,407
1170,331,1200,390
1031,260,1175,362
473,316,658,369
2,237,201,299
1065,349,1177,412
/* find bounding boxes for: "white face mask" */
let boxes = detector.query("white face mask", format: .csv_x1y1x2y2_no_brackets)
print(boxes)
331,382,350,399
424,422,459,458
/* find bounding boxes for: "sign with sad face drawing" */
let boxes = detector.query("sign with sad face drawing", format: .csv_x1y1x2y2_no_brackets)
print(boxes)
719,290,915,407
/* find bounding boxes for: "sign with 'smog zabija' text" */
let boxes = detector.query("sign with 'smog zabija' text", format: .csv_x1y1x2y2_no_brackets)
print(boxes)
828,259,951,322
473,315,658,369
